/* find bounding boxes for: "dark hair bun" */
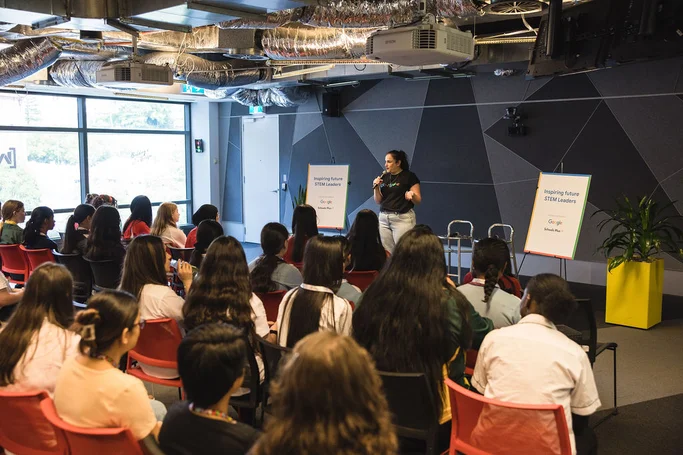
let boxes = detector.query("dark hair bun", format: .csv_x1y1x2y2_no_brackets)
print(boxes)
75,308,101,326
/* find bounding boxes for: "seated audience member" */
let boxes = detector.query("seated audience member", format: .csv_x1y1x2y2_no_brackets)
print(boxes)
462,240,521,298
284,204,318,264
61,204,96,255
119,236,192,379
250,332,397,455
0,267,24,321
276,235,352,348
0,263,78,396
84,205,126,269
353,227,493,424
151,202,186,248
333,236,362,303
185,204,219,248
91,194,118,209
457,237,521,328
122,195,153,241
249,222,302,292
0,200,25,244
55,290,166,442
23,206,58,250
159,324,261,455
188,220,223,269
472,274,600,455
346,209,387,271
85,193,99,205
183,236,269,390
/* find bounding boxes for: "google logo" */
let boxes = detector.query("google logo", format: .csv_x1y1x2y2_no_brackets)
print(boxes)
548,219,563,226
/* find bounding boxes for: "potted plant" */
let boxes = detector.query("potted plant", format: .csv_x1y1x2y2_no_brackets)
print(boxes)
292,184,307,209
593,196,683,329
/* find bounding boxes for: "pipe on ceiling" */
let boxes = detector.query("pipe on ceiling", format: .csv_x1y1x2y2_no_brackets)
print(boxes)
261,25,377,60
0,37,61,86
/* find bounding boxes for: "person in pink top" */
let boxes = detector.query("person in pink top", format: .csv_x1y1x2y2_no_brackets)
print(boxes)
0,263,80,396
123,195,153,241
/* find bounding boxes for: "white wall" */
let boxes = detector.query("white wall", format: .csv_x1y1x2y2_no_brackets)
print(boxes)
190,101,220,212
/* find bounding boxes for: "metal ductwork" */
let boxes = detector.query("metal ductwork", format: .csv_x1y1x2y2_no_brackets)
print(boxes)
435,0,481,18
141,52,268,89
0,37,61,86
231,86,311,106
262,25,377,60
49,60,106,88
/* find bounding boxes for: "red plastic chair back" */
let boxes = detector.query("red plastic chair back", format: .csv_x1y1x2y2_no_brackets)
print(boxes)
20,246,56,275
0,390,68,455
445,379,572,455
127,318,182,368
0,243,29,284
345,270,379,291
464,349,478,376
256,291,286,322
39,396,144,455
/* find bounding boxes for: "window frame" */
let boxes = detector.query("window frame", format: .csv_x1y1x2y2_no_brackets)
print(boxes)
0,92,193,223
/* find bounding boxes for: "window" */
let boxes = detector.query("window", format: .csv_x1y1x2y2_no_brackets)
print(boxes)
0,92,191,237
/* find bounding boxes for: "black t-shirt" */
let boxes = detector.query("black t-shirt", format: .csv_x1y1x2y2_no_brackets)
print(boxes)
379,170,420,214
159,401,261,455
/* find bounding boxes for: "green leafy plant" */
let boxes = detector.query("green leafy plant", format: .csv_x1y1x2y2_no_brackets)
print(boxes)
292,184,307,209
593,196,683,272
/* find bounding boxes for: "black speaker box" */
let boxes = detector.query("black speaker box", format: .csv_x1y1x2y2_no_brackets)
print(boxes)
322,93,341,117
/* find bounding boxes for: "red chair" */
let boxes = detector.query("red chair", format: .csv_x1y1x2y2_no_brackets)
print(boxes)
256,291,286,322
0,243,29,284
20,246,56,276
445,379,572,455
345,270,379,291
39,396,144,455
464,349,478,376
292,262,304,272
0,390,69,455
126,318,184,398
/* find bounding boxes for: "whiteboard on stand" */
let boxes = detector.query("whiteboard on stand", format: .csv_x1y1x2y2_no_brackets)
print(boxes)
524,172,592,260
306,164,350,230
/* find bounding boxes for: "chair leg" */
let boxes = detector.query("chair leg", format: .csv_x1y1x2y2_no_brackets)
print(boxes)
592,347,618,428
178,387,182,400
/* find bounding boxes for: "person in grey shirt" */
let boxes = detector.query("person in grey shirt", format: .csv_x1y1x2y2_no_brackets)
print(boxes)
250,223,303,292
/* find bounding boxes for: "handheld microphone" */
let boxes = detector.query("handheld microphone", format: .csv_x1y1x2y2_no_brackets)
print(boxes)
372,170,387,189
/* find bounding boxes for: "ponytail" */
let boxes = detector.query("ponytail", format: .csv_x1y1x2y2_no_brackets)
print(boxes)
251,222,289,292
61,204,95,254
387,150,410,171
22,206,54,246
472,237,509,307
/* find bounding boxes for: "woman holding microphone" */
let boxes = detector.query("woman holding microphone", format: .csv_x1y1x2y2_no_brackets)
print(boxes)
372,150,422,253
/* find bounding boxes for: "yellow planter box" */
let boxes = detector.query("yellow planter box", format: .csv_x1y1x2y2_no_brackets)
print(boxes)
605,259,664,329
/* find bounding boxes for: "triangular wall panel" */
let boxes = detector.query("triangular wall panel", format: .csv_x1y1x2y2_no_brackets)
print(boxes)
345,78,429,111
483,135,540,185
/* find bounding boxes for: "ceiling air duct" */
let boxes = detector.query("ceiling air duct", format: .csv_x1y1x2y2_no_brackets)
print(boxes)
0,37,61,86
262,25,377,60
230,86,311,106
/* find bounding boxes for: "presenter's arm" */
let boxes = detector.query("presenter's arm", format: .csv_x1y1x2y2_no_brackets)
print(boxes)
405,183,422,205
373,176,383,204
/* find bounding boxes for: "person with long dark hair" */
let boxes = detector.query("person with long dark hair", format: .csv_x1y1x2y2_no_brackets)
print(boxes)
333,235,362,303
0,200,25,244
183,236,270,391
84,205,126,268
249,222,302,293
250,332,398,455
185,204,219,248
275,235,352,349
472,274,600,455
347,209,387,271
122,195,153,241
0,263,78,395
458,237,521,328
159,324,261,454
22,206,58,250
61,204,96,255
188,220,223,269
353,227,493,424
54,290,166,441
372,150,422,253
284,204,318,264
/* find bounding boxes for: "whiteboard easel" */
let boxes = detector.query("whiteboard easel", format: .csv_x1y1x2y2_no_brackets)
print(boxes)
305,164,350,230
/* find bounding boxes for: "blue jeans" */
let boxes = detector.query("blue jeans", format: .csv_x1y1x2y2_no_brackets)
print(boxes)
379,209,416,254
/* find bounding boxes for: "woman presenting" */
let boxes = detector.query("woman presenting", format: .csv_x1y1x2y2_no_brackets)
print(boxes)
372,150,422,253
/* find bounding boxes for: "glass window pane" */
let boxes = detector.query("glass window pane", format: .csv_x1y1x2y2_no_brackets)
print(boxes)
0,132,81,210
50,212,74,239
87,133,187,206
86,99,185,131
0,93,78,128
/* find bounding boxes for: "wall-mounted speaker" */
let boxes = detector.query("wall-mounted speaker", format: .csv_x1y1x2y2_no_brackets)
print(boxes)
322,93,341,117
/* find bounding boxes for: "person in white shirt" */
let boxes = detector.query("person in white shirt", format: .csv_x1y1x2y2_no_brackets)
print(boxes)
458,237,521,328
183,236,270,393
0,263,79,396
472,273,600,455
0,266,24,321
275,235,352,348
119,235,193,379
151,202,187,248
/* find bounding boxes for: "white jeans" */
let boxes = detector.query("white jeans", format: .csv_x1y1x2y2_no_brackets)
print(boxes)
379,209,416,254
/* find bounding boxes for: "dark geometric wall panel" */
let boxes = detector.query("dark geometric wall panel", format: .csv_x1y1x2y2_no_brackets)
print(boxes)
293,112,323,145
485,99,601,172
493,179,536,255
412,106,491,183
526,73,600,101
339,80,382,110
419,182,501,240
483,135,539,185
604,97,683,182
588,56,683,97
471,73,530,104
322,116,384,214
424,78,476,106
345,108,424,164
288,125,333,212
345,78,429,111
661,175,683,216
